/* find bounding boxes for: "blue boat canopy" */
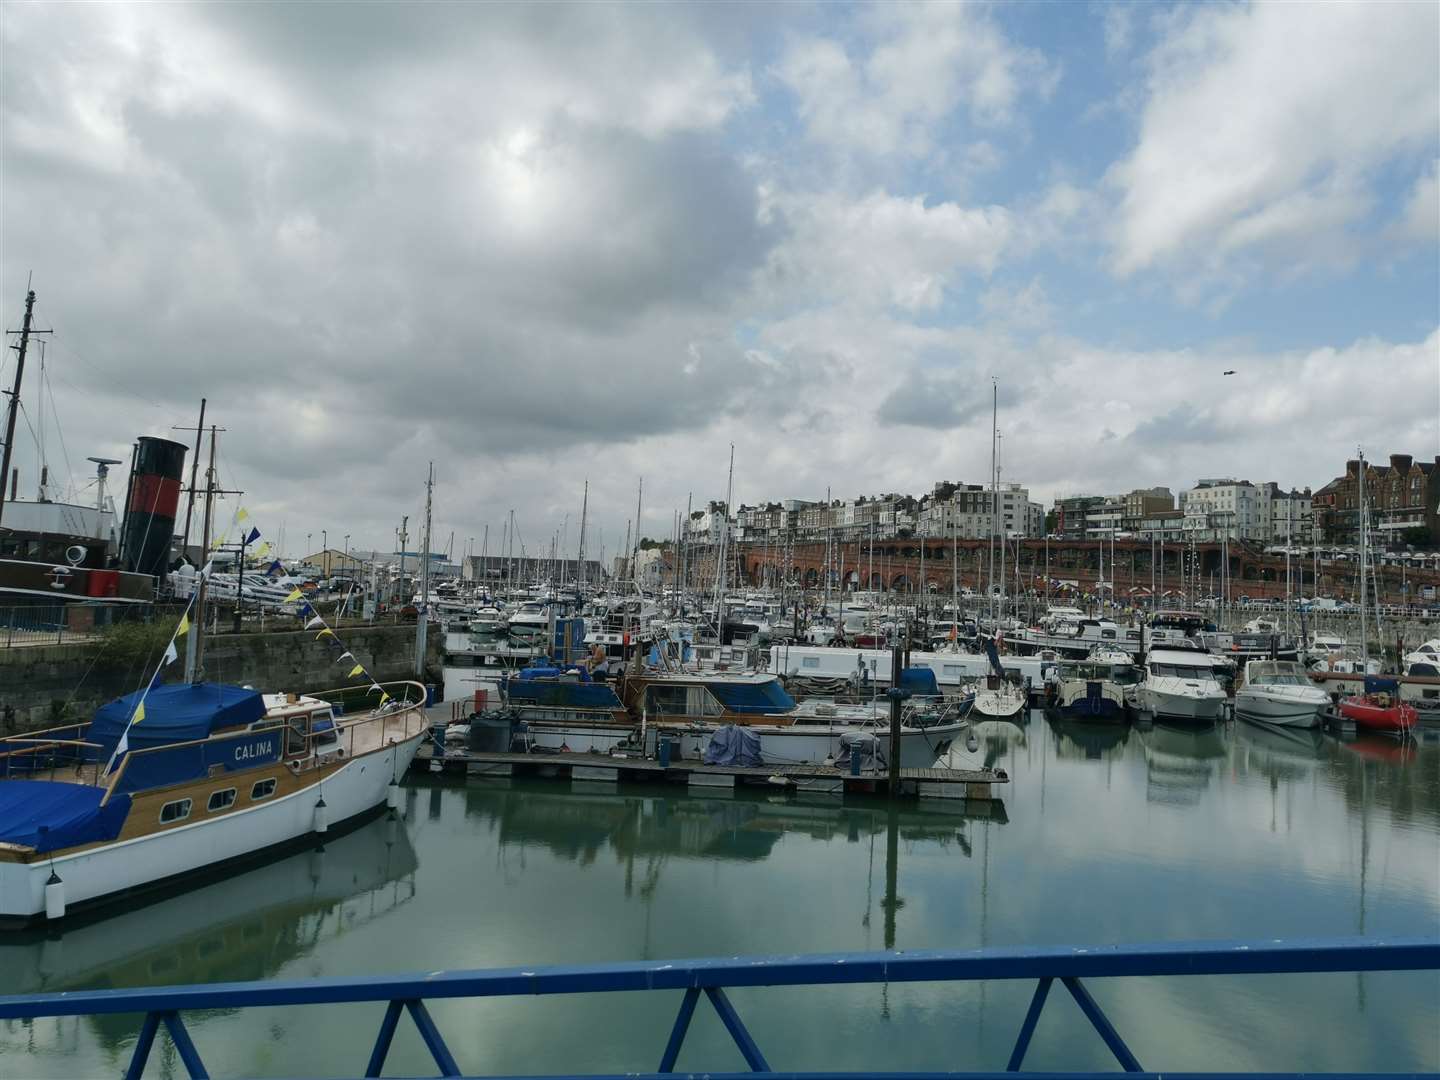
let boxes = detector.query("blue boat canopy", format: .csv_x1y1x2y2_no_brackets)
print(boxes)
0,780,131,854
89,683,267,757
1363,675,1399,694
707,679,795,715
899,667,941,696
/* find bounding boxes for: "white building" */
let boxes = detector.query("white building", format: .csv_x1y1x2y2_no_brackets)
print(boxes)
1181,479,1272,543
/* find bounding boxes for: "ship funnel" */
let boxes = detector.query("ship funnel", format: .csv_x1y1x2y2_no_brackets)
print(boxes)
121,436,188,577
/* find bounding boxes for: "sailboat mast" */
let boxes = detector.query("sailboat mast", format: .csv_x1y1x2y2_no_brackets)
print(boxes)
631,476,643,581
988,379,997,621
577,479,588,591
1357,449,1368,668
415,462,432,677
0,288,38,529
186,425,218,684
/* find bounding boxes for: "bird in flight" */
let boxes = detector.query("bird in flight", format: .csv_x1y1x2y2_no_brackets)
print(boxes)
1223,369,1236,375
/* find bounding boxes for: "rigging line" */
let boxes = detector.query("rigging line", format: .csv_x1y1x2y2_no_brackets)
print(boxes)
43,371,76,503
28,303,185,422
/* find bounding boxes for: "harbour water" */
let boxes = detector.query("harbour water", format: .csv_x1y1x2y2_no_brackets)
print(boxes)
2,713,1437,1076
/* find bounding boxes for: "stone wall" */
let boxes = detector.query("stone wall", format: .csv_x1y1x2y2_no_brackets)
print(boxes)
0,624,443,735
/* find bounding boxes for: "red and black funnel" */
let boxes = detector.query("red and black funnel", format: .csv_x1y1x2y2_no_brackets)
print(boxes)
122,436,188,577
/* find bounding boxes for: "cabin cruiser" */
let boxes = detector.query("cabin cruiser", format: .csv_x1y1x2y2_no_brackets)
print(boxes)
1234,660,1327,728
1047,659,1140,723
470,605,509,635
1008,617,1143,660
770,644,1053,695
494,666,964,767
0,680,427,925
1144,610,1210,652
507,601,551,639
1128,649,1229,723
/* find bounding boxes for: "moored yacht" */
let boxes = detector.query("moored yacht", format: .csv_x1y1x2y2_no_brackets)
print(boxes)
1234,660,1327,728
0,680,427,925
1129,648,1229,723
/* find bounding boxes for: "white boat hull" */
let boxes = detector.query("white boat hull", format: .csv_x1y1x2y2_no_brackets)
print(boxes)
1234,688,1325,728
0,731,424,922
522,721,962,769
1137,685,1227,722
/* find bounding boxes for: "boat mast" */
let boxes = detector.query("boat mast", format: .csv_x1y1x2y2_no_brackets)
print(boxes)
630,476,643,583
415,462,432,677
989,378,997,622
0,287,38,530
997,428,1005,623
577,478,588,591
185,426,218,683
1357,448,1368,669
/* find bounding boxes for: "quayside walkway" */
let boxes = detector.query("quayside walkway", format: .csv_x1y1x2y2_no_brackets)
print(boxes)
0,936,1434,1078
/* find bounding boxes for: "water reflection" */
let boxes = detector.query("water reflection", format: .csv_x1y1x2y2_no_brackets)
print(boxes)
1140,722,1226,806
0,815,418,1058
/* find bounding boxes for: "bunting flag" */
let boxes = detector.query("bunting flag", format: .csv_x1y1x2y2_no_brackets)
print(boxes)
236,508,250,522
132,701,146,725
336,651,354,663
305,615,325,629
316,628,335,640
348,664,365,678
368,684,383,695
265,559,284,576
163,639,179,667
176,612,190,637
254,541,271,558
244,527,261,545
379,692,390,705
285,588,303,602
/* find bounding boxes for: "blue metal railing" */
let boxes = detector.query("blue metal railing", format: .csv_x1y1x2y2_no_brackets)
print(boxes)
0,936,1434,1079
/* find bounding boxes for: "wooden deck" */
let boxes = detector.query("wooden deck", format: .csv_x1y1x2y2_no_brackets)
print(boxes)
413,744,1005,800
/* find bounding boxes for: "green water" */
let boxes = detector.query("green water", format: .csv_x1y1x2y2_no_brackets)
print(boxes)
2,712,1438,1076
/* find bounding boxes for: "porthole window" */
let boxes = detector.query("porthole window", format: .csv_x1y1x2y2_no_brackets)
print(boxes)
160,799,192,824
207,788,237,813
251,778,278,801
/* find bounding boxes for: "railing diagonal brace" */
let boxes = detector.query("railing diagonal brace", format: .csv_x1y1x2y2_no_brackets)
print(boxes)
657,986,701,1073
406,998,462,1077
704,986,770,1073
1061,975,1142,1072
1006,975,1053,1071
160,1010,210,1079
365,999,405,1078
123,1010,162,1080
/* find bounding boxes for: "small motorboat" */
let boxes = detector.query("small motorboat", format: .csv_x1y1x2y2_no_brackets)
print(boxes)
1337,677,1417,735
1235,659,1327,728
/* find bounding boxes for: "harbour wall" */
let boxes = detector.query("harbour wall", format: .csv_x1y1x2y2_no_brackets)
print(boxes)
0,624,444,734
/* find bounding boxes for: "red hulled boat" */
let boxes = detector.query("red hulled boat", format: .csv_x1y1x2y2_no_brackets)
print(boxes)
1338,678,1417,734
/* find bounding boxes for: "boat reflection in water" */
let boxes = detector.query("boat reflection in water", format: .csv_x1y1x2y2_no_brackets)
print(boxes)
1045,713,1131,759
0,813,417,1056
1140,721,1227,806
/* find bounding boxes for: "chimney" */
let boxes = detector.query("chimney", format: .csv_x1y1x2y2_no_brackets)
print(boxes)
1345,459,1359,476
1391,453,1412,472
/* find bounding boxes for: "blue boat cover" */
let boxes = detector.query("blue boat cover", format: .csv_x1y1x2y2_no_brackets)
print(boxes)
707,679,795,715
89,683,267,757
703,725,763,766
0,780,132,854
1364,675,1399,694
899,667,941,696
507,679,624,710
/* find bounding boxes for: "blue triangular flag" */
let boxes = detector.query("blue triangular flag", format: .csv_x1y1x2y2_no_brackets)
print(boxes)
244,527,261,544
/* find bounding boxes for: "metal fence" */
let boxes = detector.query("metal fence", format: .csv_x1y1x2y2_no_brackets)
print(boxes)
0,602,154,649
0,935,1433,1079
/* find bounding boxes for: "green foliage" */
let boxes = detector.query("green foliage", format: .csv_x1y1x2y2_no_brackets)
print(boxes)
95,619,177,671
1400,526,1432,547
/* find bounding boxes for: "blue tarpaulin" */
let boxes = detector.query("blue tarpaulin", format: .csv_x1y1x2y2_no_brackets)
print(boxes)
899,667,941,696
0,780,132,853
507,679,624,711
1364,675,1399,694
703,725,763,766
89,683,266,758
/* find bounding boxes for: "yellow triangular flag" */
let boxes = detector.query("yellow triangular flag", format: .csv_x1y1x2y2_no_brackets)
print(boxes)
236,508,250,522
379,692,390,705
255,542,271,558
316,628,335,640
132,701,146,724
348,664,364,677
285,588,303,602
176,612,190,637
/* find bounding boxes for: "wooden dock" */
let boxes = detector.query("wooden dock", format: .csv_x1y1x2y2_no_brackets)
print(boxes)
413,743,1006,800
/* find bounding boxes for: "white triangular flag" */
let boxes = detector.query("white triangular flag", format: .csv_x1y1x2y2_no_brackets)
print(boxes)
163,639,178,666
305,615,324,629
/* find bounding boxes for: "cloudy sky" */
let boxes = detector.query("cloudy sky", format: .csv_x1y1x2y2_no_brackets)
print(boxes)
2,1,1436,562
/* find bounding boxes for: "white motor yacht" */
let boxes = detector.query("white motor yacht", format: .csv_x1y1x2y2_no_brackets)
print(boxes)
1129,649,1229,723
1234,659,1327,728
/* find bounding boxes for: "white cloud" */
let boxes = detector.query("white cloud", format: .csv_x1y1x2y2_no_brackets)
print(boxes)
764,190,1013,311
1110,1,1439,276
775,2,1053,159
1399,159,1439,243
